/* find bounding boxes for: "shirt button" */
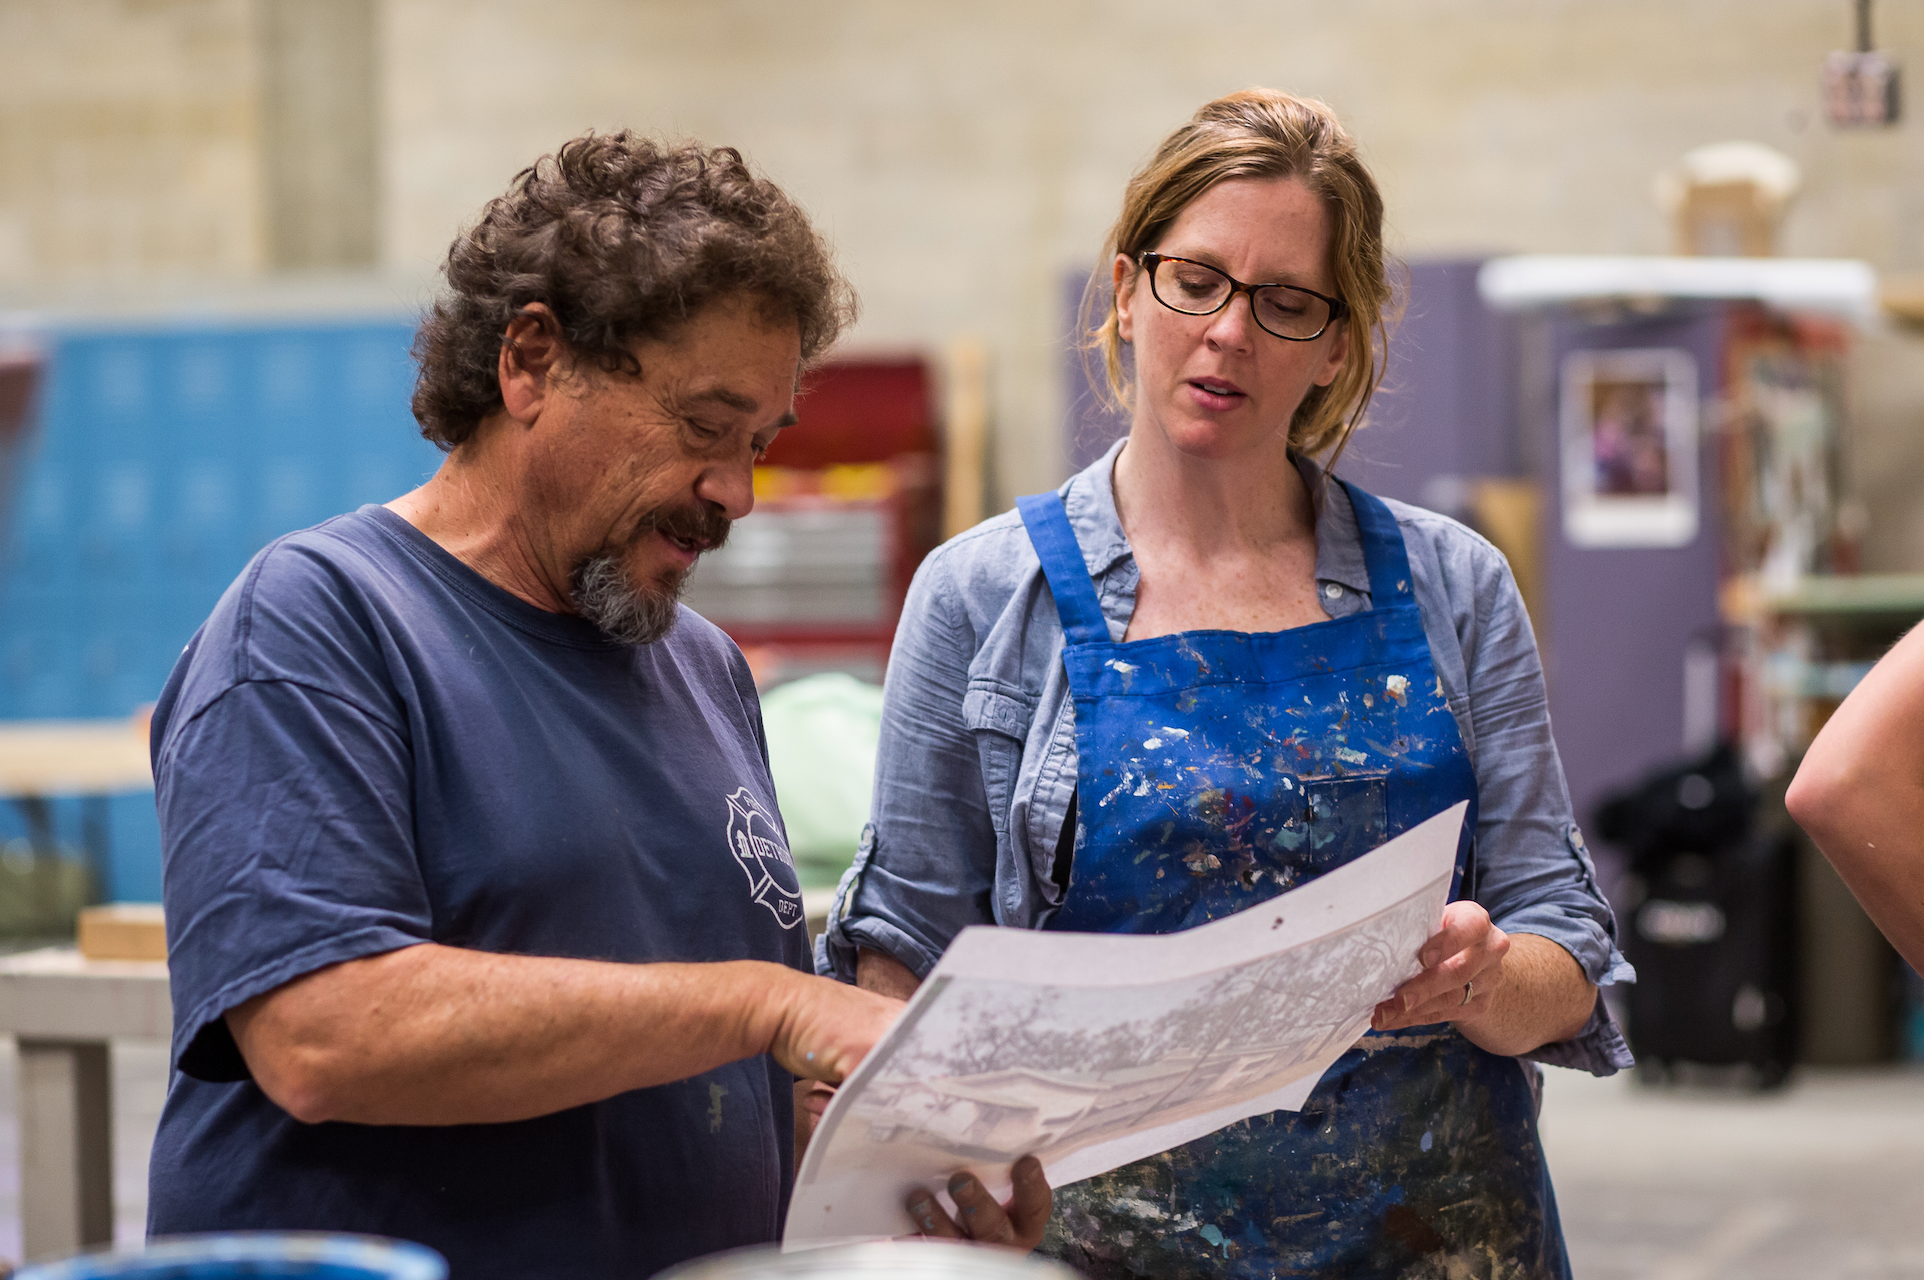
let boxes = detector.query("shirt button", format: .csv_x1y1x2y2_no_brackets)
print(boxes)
1323,583,1343,599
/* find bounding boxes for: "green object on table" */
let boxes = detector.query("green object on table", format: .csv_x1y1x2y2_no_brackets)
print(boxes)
760,673,884,890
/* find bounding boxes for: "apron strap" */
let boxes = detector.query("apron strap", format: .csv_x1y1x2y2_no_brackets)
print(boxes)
1016,492,1111,647
1340,479,1417,608
1340,482,1481,899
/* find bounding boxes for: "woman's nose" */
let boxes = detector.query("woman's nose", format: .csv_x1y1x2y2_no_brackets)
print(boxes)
1203,291,1258,351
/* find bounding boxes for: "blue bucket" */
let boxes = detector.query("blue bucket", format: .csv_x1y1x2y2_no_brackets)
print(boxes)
15,1234,447,1280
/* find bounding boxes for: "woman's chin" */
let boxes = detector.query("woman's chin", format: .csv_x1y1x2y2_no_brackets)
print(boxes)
1142,416,1290,463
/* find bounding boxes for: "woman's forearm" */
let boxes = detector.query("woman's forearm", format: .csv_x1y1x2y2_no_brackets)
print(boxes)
1455,933,1596,1057
857,946,924,998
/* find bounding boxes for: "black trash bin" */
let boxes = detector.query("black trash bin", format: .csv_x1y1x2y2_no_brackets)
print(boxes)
1595,743,1797,1086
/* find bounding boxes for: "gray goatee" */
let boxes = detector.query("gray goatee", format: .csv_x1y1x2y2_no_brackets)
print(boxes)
569,554,685,646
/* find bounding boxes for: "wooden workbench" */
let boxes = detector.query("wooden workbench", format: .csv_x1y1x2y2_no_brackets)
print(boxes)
0,947,169,1261
0,719,153,799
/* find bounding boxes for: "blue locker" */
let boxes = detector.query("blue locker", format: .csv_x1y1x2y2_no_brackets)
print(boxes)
0,315,445,900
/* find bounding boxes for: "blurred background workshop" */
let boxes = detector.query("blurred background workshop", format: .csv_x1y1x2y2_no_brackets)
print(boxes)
2,1,1924,1277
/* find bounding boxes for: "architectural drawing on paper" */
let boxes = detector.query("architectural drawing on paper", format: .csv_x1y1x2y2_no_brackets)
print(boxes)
844,887,1433,1166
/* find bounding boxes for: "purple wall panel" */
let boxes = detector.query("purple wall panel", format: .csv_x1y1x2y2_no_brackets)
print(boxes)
1335,259,1522,503
1538,305,1726,833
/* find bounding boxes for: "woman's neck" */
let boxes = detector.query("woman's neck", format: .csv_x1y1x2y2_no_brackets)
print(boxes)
1111,419,1318,561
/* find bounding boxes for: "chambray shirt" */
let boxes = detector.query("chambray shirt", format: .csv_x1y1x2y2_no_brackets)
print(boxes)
821,440,1635,1075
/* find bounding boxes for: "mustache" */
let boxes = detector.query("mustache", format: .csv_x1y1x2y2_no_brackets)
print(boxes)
635,502,732,554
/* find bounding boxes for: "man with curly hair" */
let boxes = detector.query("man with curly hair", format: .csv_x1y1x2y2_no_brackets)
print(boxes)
144,133,1047,1276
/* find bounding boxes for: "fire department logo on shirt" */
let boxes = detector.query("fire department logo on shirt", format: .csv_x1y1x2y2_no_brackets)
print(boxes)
726,786,804,931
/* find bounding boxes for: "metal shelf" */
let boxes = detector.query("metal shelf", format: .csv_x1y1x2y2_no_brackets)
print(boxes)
1760,574,1924,618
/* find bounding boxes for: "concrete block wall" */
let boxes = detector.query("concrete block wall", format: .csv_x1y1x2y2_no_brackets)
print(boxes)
0,0,264,282
2,0,1922,562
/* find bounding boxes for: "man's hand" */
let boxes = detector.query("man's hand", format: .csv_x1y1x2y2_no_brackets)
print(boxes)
905,1157,1053,1251
1373,900,1512,1031
768,971,904,1084
794,1078,837,1167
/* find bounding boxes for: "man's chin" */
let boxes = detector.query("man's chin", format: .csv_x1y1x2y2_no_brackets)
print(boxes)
569,554,686,646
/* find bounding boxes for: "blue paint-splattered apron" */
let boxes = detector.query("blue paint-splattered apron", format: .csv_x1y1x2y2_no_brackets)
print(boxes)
1017,481,1571,1280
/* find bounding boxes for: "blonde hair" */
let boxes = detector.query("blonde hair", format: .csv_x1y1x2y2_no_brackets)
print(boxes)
1086,89,1392,462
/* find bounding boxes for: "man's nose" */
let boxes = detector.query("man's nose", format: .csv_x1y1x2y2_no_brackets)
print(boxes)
697,457,757,521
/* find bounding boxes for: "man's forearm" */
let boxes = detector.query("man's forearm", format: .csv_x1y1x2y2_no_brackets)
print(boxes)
230,944,888,1126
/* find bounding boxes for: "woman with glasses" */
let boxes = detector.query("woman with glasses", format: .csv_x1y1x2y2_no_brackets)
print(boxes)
821,88,1631,1278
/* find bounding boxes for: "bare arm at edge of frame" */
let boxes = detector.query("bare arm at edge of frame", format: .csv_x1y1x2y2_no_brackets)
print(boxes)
1788,622,1924,974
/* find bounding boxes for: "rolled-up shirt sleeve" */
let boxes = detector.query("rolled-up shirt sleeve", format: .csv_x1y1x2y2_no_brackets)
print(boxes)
1449,532,1636,1074
819,546,997,982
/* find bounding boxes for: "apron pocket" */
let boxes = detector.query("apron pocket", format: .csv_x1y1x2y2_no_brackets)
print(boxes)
1292,772,1390,866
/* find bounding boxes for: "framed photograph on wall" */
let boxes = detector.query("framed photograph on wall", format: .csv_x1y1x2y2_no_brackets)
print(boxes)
1560,347,1700,548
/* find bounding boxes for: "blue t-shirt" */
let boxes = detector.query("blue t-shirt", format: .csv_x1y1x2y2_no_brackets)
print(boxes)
147,505,810,1279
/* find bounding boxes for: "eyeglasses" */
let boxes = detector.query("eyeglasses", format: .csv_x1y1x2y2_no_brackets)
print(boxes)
1137,253,1348,342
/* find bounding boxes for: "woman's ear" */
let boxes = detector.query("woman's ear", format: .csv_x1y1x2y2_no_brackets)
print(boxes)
1112,254,1137,343
1312,318,1349,389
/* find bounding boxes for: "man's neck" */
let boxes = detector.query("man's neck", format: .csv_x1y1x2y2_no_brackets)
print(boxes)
387,417,576,614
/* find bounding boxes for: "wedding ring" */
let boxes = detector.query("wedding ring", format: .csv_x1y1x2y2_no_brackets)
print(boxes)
1460,980,1475,1006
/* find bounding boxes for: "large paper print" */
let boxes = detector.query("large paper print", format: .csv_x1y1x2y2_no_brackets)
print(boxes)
785,801,1467,1249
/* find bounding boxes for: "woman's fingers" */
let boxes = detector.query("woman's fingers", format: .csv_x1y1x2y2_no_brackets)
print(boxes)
903,1157,1053,1251
1417,901,1495,968
1371,904,1511,1030
1391,971,1498,1025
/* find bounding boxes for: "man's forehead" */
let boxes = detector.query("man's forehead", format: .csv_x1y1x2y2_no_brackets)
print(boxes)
669,377,800,429
683,385,760,414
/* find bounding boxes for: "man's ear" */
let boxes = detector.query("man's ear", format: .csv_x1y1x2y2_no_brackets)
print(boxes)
499,304,566,425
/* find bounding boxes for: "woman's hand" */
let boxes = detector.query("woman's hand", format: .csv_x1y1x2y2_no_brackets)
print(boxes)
904,1157,1053,1251
1373,900,1511,1032
1373,904,1599,1055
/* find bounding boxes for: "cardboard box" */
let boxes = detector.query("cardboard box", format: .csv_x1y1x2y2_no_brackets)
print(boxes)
77,903,167,962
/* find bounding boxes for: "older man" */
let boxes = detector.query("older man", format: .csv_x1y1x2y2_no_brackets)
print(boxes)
146,133,1045,1278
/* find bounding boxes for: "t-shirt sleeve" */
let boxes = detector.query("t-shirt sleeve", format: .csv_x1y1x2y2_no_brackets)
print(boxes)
157,676,430,1082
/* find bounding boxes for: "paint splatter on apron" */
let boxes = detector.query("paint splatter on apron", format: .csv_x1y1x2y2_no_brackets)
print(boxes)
1016,482,1571,1279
